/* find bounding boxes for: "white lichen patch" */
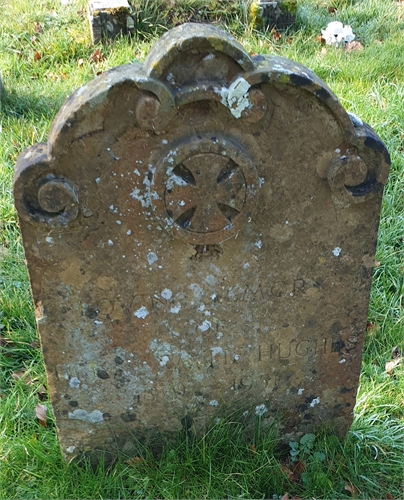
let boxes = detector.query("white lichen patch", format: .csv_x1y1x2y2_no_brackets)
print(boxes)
147,252,158,265
134,306,149,319
209,400,219,406
298,388,305,395
66,446,76,454
68,409,104,423
159,355,169,367
170,305,181,314
107,239,114,246
210,346,223,356
339,358,346,364
166,73,175,85
45,236,54,244
332,247,342,257
198,320,211,332
130,187,158,208
69,377,80,388
161,288,172,300
166,173,188,191
218,77,251,119
189,283,204,301
309,397,320,407
254,240,262,249
255,404,267,416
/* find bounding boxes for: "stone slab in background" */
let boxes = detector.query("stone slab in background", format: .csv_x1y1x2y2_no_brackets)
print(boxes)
253,0,297,30
88,0,134,44
14,23,390,464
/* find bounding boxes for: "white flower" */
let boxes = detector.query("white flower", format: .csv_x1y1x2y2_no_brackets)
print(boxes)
321,21,355,48
255,404,268,417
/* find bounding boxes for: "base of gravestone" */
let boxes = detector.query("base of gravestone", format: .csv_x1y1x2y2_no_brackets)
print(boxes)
78,405,283,467
251,0,297,30
87,0,134,44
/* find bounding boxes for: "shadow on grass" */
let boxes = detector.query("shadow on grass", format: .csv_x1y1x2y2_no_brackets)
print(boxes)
0,85,64,122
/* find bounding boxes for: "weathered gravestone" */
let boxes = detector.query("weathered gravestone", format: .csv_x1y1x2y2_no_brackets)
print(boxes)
14,23,390,462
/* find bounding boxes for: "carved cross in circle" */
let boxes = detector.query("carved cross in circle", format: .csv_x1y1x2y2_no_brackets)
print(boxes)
165,153,246,234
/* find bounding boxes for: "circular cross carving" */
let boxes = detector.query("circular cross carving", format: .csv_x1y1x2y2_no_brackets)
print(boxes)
165,153,246,233
154,137,259,244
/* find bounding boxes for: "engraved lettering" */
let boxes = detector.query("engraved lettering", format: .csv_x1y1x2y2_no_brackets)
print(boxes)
259,338,330,361
293,279,305,295
130,294,153,312
97,299,114,316
151,294,167,311
295,339,310,356
243,284,263,301
270,281,288,297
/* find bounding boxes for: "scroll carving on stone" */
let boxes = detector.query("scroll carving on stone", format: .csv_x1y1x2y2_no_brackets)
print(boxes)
14,23,390,463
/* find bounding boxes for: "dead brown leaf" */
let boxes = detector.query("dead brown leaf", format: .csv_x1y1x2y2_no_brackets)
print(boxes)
271,29,282,42
12,371,29,381
35,404,47,427
391,346,401,359
344,482,359,497
374,260,381,267
328,6,337,14
317,34,326,44
250,443,256,455
34,22,44,34
385,357,402,375
12,371,40,386
281,459,305,483
91,48,105,64
366,321,375,331
280,494,301,500
386,493,394,499
34,51,42,61
38,385,47,400
345,41,364,52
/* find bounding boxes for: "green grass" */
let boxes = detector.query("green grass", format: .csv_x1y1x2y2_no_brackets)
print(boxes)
1,0,403,498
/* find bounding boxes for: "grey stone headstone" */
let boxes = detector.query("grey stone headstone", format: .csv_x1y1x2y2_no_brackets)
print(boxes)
88,0,133,44
14,23,390,463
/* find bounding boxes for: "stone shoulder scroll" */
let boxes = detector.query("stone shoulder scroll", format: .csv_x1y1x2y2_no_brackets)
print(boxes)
14,23,390,463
